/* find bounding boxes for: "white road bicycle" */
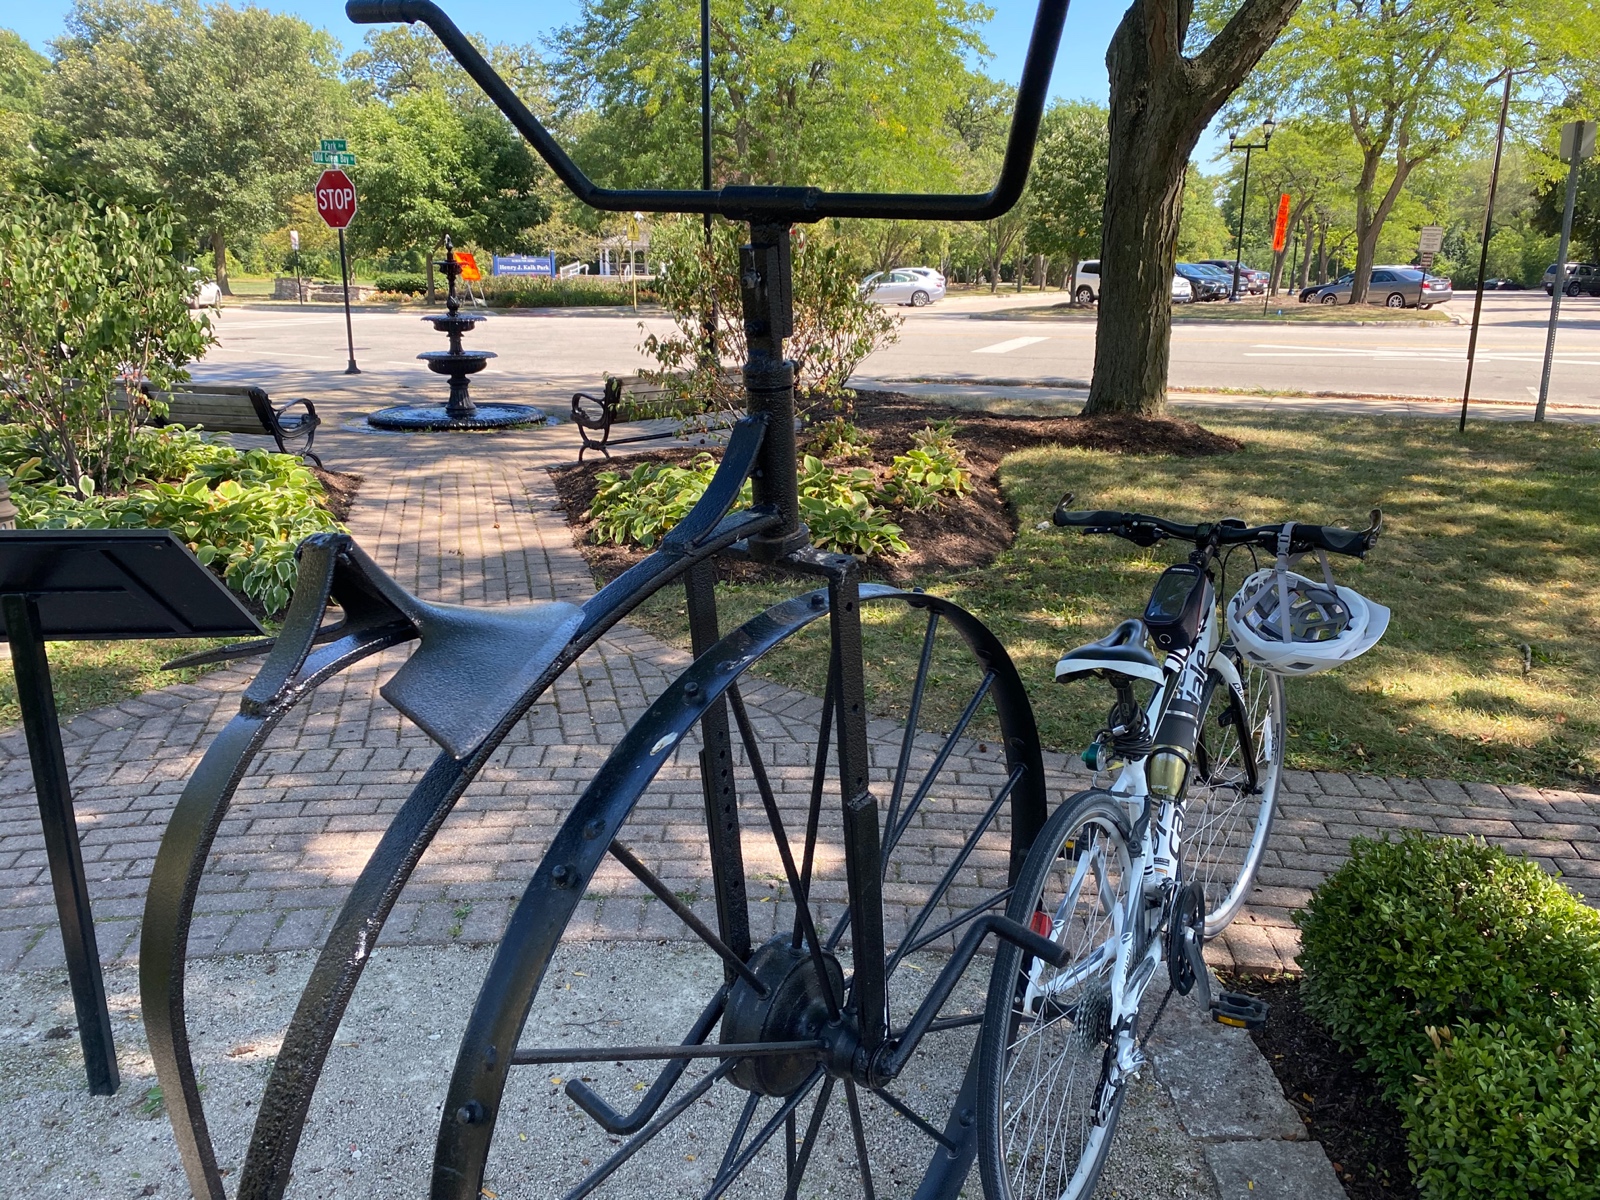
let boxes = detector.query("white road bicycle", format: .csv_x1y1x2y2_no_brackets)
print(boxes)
975,500,1385,1200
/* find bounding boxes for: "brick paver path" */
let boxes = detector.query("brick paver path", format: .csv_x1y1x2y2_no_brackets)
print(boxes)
3,377,1597,984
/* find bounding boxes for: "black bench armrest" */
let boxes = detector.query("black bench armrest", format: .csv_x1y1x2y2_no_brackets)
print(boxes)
266,396,322,468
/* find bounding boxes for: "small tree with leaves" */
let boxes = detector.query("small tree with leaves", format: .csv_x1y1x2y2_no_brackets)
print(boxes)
0,192,211,495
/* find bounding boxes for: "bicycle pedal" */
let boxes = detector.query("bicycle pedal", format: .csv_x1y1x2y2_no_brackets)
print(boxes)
1209,992,1268,1030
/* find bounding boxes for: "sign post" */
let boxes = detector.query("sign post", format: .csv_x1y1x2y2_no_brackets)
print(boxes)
1535,120,1597,422
315,165,361,375
1417,225,1443,273
290,229,303,304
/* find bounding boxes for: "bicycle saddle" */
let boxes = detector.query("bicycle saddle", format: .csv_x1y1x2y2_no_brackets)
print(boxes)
1055,618,1163,685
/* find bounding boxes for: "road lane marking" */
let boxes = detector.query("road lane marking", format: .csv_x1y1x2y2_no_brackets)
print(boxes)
1243,343,1600,365
972,336,1049,354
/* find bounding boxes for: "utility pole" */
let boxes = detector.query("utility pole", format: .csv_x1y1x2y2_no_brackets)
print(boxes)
1535,119,1596,422
1226,118,1275,301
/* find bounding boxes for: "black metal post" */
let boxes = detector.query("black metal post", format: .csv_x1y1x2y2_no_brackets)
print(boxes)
739,222,805,560
338,227,360,374
3,593,119,1095
1460,68,1515,432
1230,145,1254,302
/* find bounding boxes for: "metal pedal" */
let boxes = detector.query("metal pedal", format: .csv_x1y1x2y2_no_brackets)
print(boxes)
1209,991,1268,1030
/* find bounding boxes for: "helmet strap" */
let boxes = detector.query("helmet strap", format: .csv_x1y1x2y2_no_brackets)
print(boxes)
1274,523,1296,640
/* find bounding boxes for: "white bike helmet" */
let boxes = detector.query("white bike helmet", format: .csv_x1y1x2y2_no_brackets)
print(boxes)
1226,523,1389,676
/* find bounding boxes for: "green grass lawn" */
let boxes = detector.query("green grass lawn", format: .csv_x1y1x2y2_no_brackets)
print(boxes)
623,411,1600,788
1,639,232,729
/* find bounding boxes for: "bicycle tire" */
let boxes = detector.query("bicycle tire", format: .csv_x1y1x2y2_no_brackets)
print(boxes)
1187,655,1285,939
977,789,1135,1200
430,586,1047,1199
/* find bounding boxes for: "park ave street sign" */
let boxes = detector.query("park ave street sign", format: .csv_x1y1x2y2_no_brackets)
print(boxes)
315,169,357,230
312,138,357,167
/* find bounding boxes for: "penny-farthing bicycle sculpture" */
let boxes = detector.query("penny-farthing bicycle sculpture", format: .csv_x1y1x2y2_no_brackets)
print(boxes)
141,2,1073,1197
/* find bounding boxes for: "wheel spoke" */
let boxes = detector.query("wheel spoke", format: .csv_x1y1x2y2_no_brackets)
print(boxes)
886,765,1024,980
793,670,835,949
717,1091,762,1181
512,1039,826,1066
844,1080,877,1200
607,840,768,995
563,1061,736,1200
783,1077,836,1200
894,886,1012,961
882,608,941,858
704,1069,824,1200
727,682,841,1020
868,1087,958,1152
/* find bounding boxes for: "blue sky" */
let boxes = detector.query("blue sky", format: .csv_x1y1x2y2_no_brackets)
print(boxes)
10,1,1227,163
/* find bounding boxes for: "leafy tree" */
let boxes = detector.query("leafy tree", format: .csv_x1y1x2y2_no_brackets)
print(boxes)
1084,0,1304,417
348,89,547,299
0,192,211,492
0,29,47,188
1534,156,1600,266
1241,0,1599,303
1176,164,1233,259
548,0,987,191
45,0,342,293
346,24,553,115
1025,101,1109,299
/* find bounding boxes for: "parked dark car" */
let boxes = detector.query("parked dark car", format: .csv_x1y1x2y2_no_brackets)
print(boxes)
1303,267,1445,308
1480,277,1524,290
1198,259,1268,294
1175,262,1231,301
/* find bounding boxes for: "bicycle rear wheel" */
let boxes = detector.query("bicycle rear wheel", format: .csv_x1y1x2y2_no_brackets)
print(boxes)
430,585,1047,1199
1187,655,1284,938
977,790,1134,1200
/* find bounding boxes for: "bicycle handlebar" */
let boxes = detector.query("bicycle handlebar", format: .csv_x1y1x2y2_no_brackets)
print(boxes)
1052,498,1383,559
345,0,1070,223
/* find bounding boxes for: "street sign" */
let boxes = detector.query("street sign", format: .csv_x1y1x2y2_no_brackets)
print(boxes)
289,230,299,252
1272,194,1291,253
319,138,347,153
1418,225,1444,254
315,169,357,230
1560,120,1597,163
1419,251,1436,271
312,151,357,166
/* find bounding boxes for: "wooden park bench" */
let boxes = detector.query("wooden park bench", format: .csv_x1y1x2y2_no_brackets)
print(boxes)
571,377,681,462
140,383,323,467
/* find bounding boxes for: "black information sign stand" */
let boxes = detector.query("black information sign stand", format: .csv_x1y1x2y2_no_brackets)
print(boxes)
1,530,262,1094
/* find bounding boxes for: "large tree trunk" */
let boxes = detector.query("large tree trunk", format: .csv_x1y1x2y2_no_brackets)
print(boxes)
210,230,232,296
1084,0,1303,416
1350,156,1412,304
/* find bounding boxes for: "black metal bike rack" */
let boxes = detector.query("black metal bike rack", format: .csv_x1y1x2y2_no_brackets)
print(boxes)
1,530,261,1094
139,3,1071,1196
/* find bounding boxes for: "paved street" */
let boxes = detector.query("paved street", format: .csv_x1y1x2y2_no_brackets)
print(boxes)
190,290,1600,411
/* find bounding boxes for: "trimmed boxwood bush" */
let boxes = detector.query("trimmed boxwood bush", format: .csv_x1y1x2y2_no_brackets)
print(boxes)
1405,1004,1600,1200
1296,832,1600,1096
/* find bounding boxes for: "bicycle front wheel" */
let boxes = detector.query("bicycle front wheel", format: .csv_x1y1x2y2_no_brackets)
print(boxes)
1188,655,1285,938
977,790,1135,1200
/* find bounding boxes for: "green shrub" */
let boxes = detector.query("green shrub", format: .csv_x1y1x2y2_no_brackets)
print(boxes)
480,276,651,308
1296,832,1600,1096
374,271,428,296
1405,1005,1600,1200
796,454,907,557
588,454,750,549
3,424,340,615
804,418,874,462
882,423,970,511
587,451,906,558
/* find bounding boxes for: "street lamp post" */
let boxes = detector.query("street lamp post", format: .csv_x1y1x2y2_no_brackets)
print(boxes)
1226,117,1275,301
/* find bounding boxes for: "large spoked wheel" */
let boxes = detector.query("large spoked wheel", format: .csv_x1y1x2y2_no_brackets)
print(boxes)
1188,655,1285,938
431,587,1047,1199
977,790,1135,1200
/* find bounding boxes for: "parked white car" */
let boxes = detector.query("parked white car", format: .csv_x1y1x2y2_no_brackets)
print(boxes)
903,266,946,288
188,268,222,310
1073,260,1193,305
861,269,945,306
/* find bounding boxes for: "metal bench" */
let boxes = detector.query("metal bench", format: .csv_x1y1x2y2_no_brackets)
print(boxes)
570,377,681,462
140,383,323,466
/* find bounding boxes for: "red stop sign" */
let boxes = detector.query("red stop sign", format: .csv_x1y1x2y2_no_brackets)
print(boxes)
315,169,357,229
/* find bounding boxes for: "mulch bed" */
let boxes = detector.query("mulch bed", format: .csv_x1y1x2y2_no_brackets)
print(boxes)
549,390,1239,584
1223,975,1418,1200
311,466,363,523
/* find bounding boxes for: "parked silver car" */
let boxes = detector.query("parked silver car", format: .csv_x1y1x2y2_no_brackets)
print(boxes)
1306,267,1447,309
861,269,944,306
